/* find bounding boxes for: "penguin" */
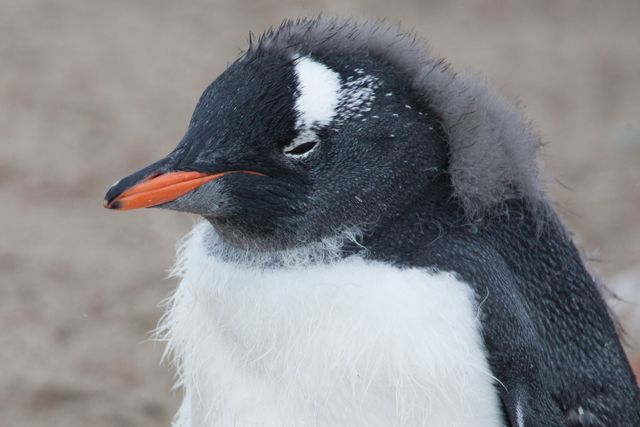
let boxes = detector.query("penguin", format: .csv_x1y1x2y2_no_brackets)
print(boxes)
104,17,640,427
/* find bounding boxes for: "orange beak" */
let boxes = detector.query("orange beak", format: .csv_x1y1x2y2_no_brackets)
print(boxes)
104,170,264,211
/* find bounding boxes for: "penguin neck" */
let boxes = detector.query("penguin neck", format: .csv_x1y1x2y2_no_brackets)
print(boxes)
360,185,571,274
356,172,465,259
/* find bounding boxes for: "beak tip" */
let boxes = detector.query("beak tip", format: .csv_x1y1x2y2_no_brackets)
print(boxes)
104,199,122,210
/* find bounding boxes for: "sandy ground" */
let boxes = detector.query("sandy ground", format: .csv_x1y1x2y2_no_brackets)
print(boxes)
1,1,639,425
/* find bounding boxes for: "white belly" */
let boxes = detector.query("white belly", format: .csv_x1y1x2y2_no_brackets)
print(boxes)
161,223,503,427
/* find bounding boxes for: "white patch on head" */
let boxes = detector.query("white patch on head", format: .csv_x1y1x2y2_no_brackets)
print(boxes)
160,222,504,427
292,56,341,131
285,57,381,158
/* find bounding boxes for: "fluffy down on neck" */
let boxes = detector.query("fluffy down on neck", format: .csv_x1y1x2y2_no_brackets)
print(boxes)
157,222,503,426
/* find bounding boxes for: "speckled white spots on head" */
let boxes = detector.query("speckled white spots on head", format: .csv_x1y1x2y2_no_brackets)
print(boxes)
335,73,380,124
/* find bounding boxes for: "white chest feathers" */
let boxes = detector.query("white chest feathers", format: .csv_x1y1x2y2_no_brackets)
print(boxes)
161,223,503,427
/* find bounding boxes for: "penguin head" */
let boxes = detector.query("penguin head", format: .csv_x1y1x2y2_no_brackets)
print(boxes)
105,18,544,250
105,46,449,250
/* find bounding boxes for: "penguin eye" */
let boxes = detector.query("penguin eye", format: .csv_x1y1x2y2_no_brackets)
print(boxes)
283,139,318,157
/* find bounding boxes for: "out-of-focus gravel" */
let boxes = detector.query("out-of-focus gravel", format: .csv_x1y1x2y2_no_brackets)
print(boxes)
1,1,639,425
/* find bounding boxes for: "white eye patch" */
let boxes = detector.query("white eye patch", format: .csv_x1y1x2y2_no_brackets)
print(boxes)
293,56,342,131
286,55,381,158
284,56,341,158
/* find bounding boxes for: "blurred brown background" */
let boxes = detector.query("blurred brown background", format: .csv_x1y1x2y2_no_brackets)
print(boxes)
1,0,639,426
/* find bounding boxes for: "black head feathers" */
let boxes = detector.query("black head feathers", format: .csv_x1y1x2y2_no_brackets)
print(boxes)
106,16,547,248
245,17,545,218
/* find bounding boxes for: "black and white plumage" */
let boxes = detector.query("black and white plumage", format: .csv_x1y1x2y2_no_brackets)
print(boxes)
104,17,640,426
